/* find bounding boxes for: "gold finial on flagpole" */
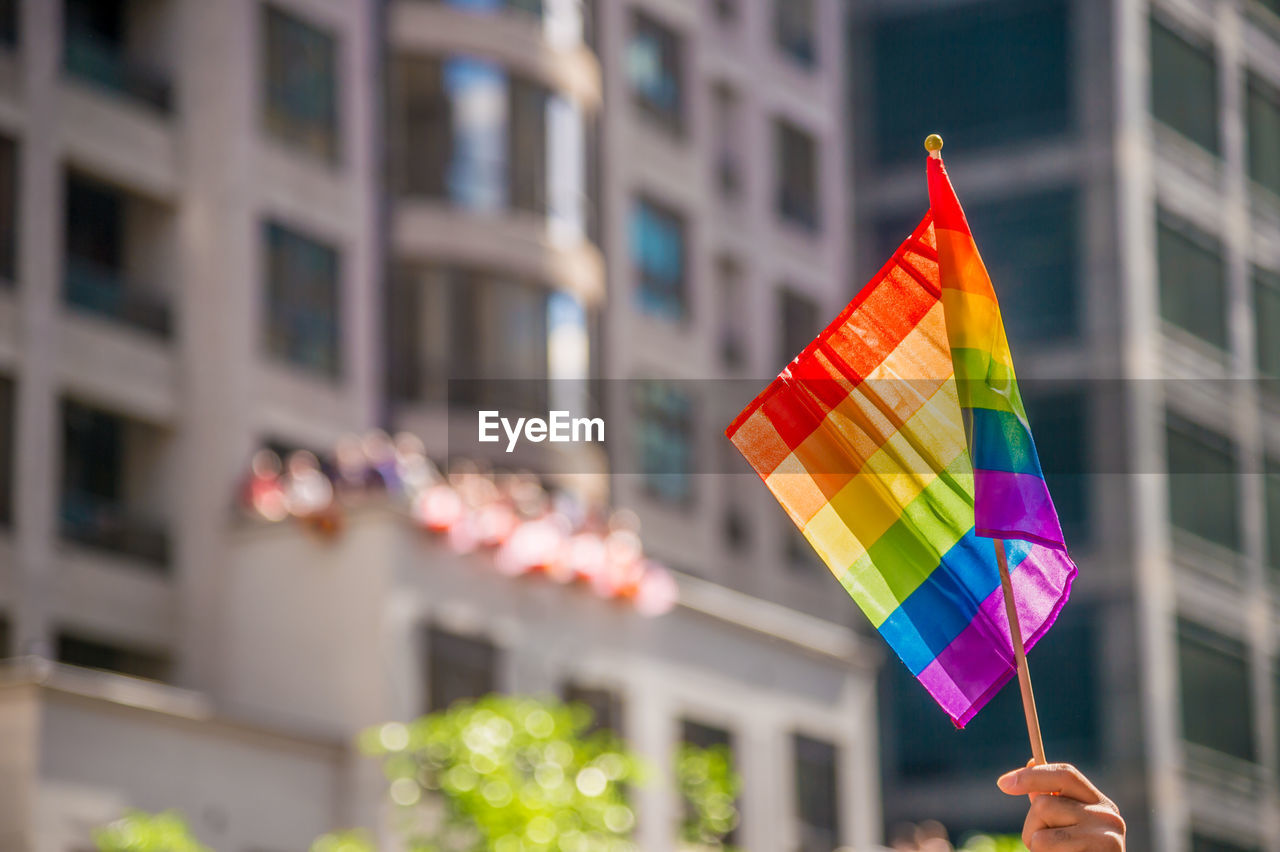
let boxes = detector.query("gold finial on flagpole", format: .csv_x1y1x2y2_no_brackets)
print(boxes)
924,133,944,159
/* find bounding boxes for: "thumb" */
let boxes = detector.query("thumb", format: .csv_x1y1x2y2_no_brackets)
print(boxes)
996,759,1038,796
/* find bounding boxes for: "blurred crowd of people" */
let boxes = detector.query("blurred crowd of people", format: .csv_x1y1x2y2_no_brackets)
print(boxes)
238,430,677,616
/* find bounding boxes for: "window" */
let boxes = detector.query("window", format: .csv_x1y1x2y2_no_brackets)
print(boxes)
718,257,746,369
0,376,10,527
1157,214,1227,350
681,720,738,844
57,631,171,681
1178,619,1254,762
66,173,123,305
966,188,1079,343
509,77,548,213
786,524,824,574
60,400,170,567
263,221,341,379
871,0,1070,164
0,135,15,283
634,381,694,505
1256,266,1280,376
779,288,820,367
794,735,839,852
564,683,623,737
392,267,550,410
628,13,682,133
263,5,339,163
425,626,499,713
712,83,742,201
1191,836,1259,852
430,0,544,17
0,0,16,48
891,603,1099,780
61,400,123,523
714,0,737,26
724,506,750,552
1166,414,1239,552
1265,458,1280,577
1248,74,1280,197
1150,18,1219,155
631,198,687,322
1023,392,1089,546
774,0,816,68
64,172,172,337
390,56,581,225
775,120,820,232
63,0,172,111
390,56,451,198
441,56,509,211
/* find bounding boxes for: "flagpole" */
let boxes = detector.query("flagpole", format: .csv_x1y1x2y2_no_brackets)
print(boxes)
995,537,1047,765
925,132,1047,764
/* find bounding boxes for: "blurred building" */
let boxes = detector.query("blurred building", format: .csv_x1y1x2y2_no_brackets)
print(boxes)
848,1,1280,851
0,0,879,850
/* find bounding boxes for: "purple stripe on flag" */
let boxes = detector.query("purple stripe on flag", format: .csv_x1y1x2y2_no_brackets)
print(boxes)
916,543,1077,727
974,469,1068,550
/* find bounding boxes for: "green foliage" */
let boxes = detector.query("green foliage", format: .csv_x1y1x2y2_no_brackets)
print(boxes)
959,833,1030,852
93,810,211,852
675,743,740,849
311,829,376,852
359,695,739,852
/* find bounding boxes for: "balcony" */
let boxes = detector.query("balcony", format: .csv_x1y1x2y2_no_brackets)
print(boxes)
60,489,170,569
62,171,176,339
59,399,173,572
64,257,171,338
64,28,173,113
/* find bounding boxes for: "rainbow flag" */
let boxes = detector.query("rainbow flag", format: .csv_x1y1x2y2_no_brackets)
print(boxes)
726,155,1076,727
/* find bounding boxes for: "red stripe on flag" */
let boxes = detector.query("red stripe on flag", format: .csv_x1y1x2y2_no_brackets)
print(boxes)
926,157,971,235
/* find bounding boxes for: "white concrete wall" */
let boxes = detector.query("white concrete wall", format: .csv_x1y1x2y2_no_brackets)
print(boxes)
0,664,346,852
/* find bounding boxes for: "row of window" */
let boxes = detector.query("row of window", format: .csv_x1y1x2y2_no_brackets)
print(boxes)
6,0,342,165
869,0,1072,165
422,625,842,851
0,618,172,679
1177,609,1280,852
395,8,823,235
866,0,1280,192
632,148,820,327
0,388,173,567
628,12,824,235
1152,15,1280,198
1157,208,1280,368
1166,412,1280,567
387,266,556,412
0,132,343,378
389,53,595,238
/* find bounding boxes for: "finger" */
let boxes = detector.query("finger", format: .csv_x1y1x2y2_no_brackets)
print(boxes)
1028,825,1123,852
1027,826,1089,852
1023,794,1089,839
997,764,1102,803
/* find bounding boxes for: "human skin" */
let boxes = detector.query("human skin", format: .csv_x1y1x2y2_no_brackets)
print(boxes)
997,763,1126,852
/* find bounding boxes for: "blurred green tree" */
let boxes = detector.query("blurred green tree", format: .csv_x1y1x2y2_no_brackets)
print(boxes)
959,833,1030,852
351,694,741,852
93,809,211,852
310,829,376,852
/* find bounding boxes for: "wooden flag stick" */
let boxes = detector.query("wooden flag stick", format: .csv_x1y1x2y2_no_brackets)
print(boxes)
995,538,1047,766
